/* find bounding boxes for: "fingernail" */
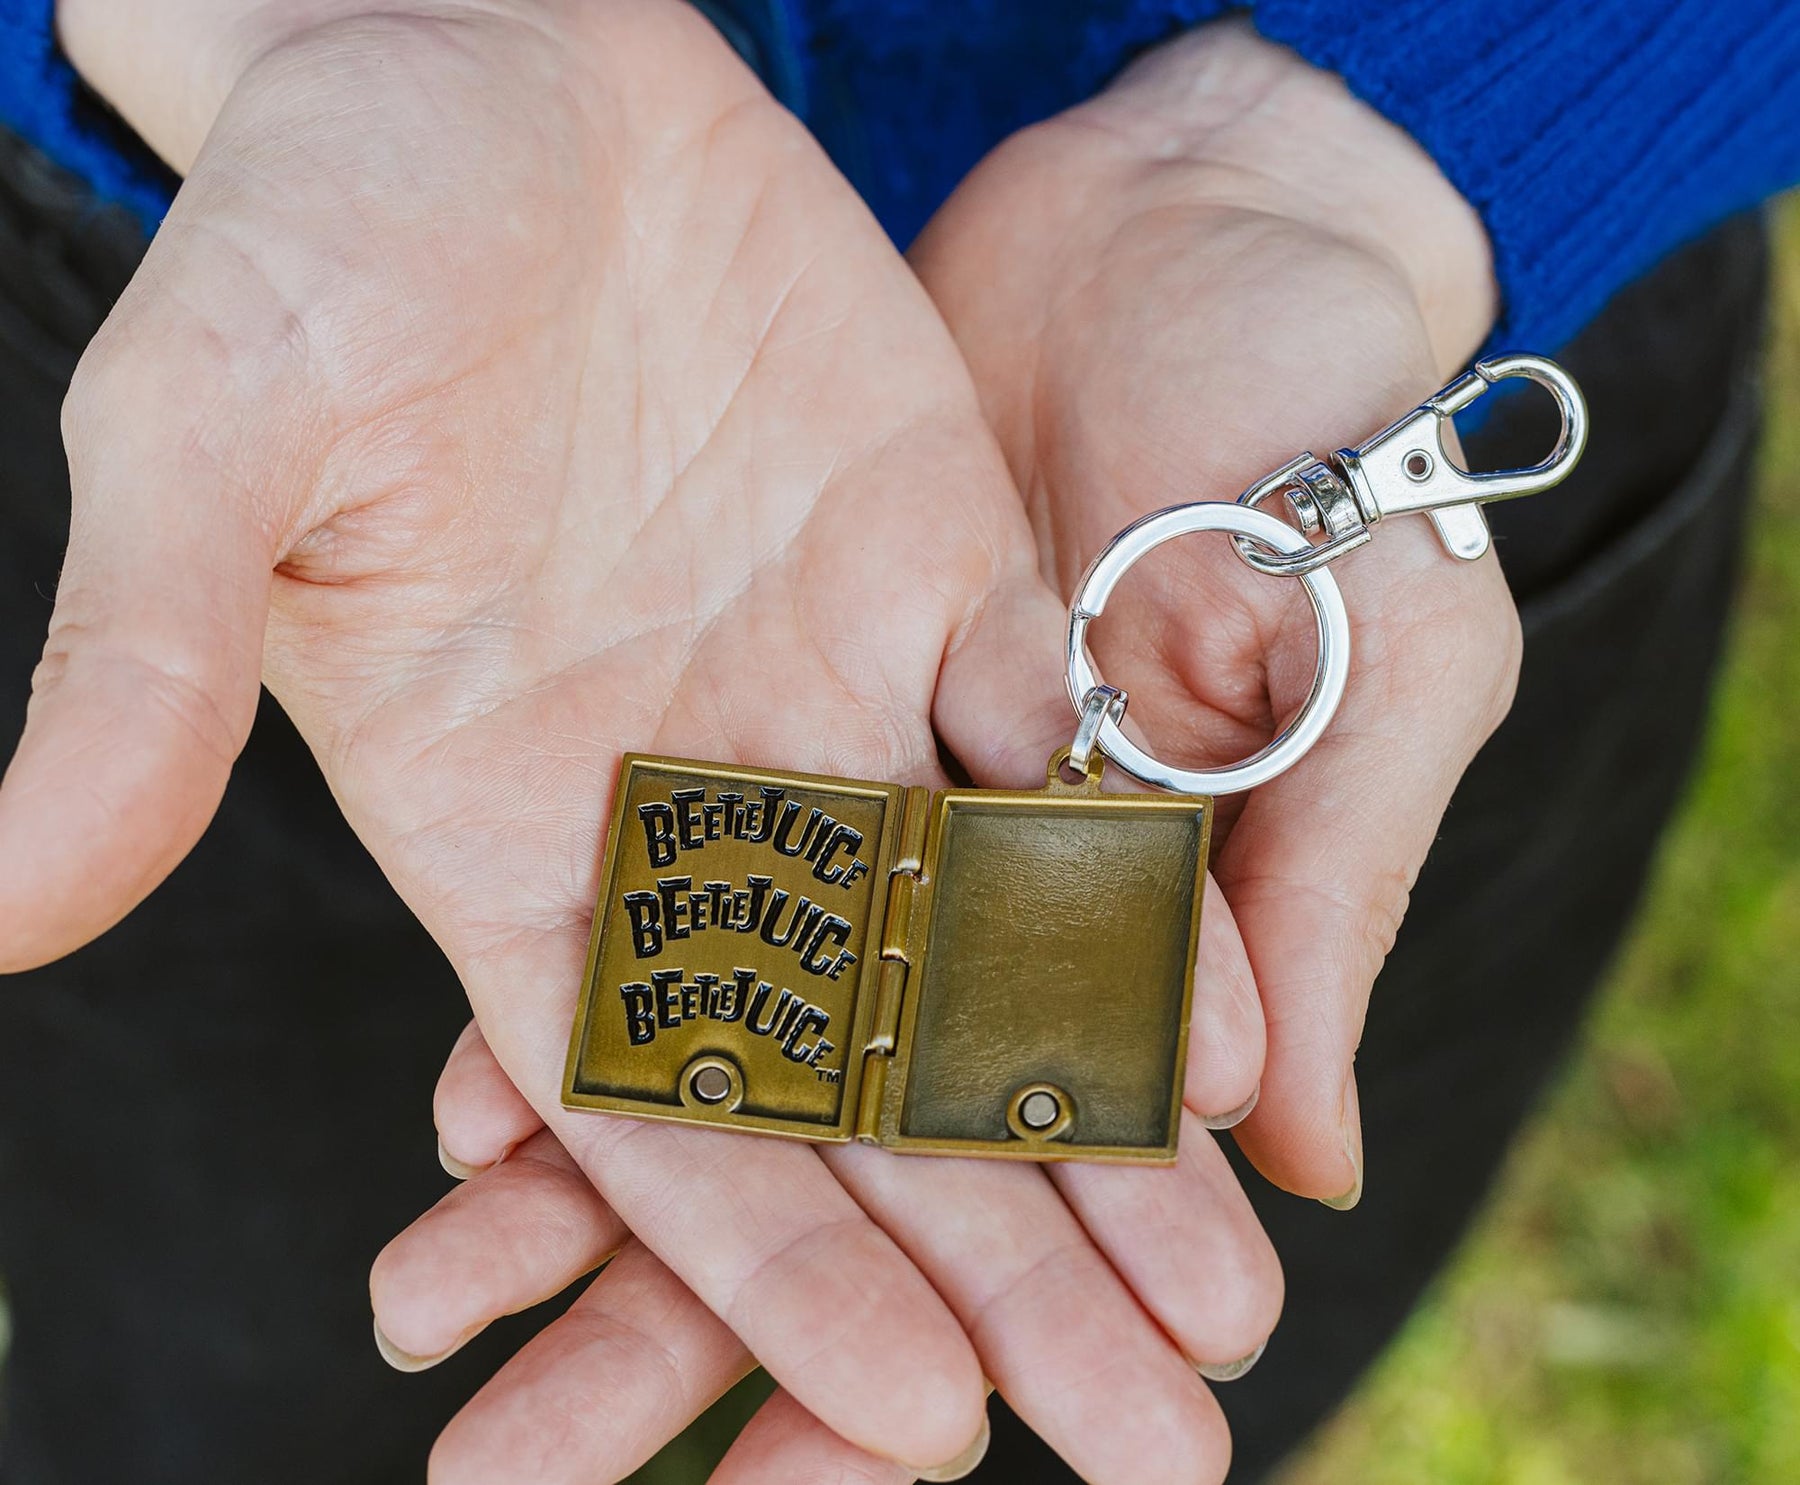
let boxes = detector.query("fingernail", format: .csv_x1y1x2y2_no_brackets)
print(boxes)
1200,1084,1260,1130
1319,1070,1363,1211
919,1415,990,1482
1197,1338,1266,1382
437,1137,484,1182
373,1316,467,1374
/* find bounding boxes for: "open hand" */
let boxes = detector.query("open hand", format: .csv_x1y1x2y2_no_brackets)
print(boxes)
15,2,1281,1479
368,17,1517,1479
913,18,1521,1206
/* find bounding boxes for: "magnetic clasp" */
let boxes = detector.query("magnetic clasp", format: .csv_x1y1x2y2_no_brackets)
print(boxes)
1005,1083,1075,1145
680,1054,745,1114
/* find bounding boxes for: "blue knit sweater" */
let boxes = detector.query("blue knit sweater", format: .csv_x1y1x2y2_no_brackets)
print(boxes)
2,0,1798,350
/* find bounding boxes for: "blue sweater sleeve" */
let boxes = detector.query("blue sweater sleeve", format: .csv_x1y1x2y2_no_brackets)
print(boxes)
3,0,1799,353
795,0,1800,353
0,1,176,230
1233,0,1800,351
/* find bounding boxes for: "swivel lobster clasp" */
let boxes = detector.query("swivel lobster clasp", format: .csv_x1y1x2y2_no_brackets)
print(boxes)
1236,353,1589,576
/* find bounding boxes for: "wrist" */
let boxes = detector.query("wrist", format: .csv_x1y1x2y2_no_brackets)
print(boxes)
54,0,729,177
56,0,380,170
1085,19,1497,376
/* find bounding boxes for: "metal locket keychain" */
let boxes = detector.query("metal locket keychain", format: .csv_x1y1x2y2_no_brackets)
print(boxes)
563,354,1589,1163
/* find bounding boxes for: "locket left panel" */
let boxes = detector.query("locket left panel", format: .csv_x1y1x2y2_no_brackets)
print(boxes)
564,755,906,1143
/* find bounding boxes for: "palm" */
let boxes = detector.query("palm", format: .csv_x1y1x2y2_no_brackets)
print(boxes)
932,188,1453,782
12,5,1279,1480
204,7,1040,1463
912,78,1522,1199
243,23,1018,1074
360,18,1529,1480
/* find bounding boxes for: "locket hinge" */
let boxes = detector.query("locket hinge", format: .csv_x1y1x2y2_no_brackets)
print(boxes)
853,784,931,1143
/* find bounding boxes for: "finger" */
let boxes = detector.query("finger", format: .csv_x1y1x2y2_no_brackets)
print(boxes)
1051,1110,1280,1375
553,1111,989,1473
435,898,1264,1408
431,1239,753,1485
932,564,1078,788
371,1128,625,1369
440,782,989,1469
1186,876,1264,1124
931,558,1274,1398
0,316,279,969
436,1020,546,1177
934,564,1265,1121
417,1022,986,1468
390,1121,956,1485
0,136,336,974
710,1388,931,1485
511,563,1081,1475
825,1144,1230,1485
1220,518,1522,1202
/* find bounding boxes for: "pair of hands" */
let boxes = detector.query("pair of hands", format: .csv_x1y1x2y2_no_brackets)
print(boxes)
10,1,1518,1479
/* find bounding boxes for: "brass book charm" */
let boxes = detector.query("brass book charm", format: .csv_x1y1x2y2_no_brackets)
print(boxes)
563,751,1209,1163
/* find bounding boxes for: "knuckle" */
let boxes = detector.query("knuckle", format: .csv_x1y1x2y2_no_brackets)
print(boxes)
1362,537,1524,743
1355,861,1414,975
38,628,246,775
1256,868,1412,994
64,228,320,494
27,623,82,704
133,649,246,768
60,328,139,454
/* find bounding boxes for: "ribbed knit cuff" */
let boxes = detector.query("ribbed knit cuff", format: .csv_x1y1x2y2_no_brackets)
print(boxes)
4,0,1800,349
1072,0,1800,349
1247,0,1800,351
0,0,176,232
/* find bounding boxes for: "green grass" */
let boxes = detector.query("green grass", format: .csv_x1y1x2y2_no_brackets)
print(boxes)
1278,197,1800,1485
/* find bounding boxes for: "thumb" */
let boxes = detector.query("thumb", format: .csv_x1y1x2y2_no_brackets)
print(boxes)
932,560,1075,790
1219,520,1523,1203
934,558,1267,1123
0,215,299,970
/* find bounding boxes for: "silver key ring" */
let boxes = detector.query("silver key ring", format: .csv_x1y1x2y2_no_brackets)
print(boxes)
1065,501,1351,796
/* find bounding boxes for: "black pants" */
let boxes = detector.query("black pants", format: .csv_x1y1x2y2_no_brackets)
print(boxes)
0,128,1769,1484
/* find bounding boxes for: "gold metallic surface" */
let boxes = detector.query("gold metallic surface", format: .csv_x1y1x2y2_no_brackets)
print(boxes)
562,756,904,1141
874,754,1207,1163
564,752,1209,1162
